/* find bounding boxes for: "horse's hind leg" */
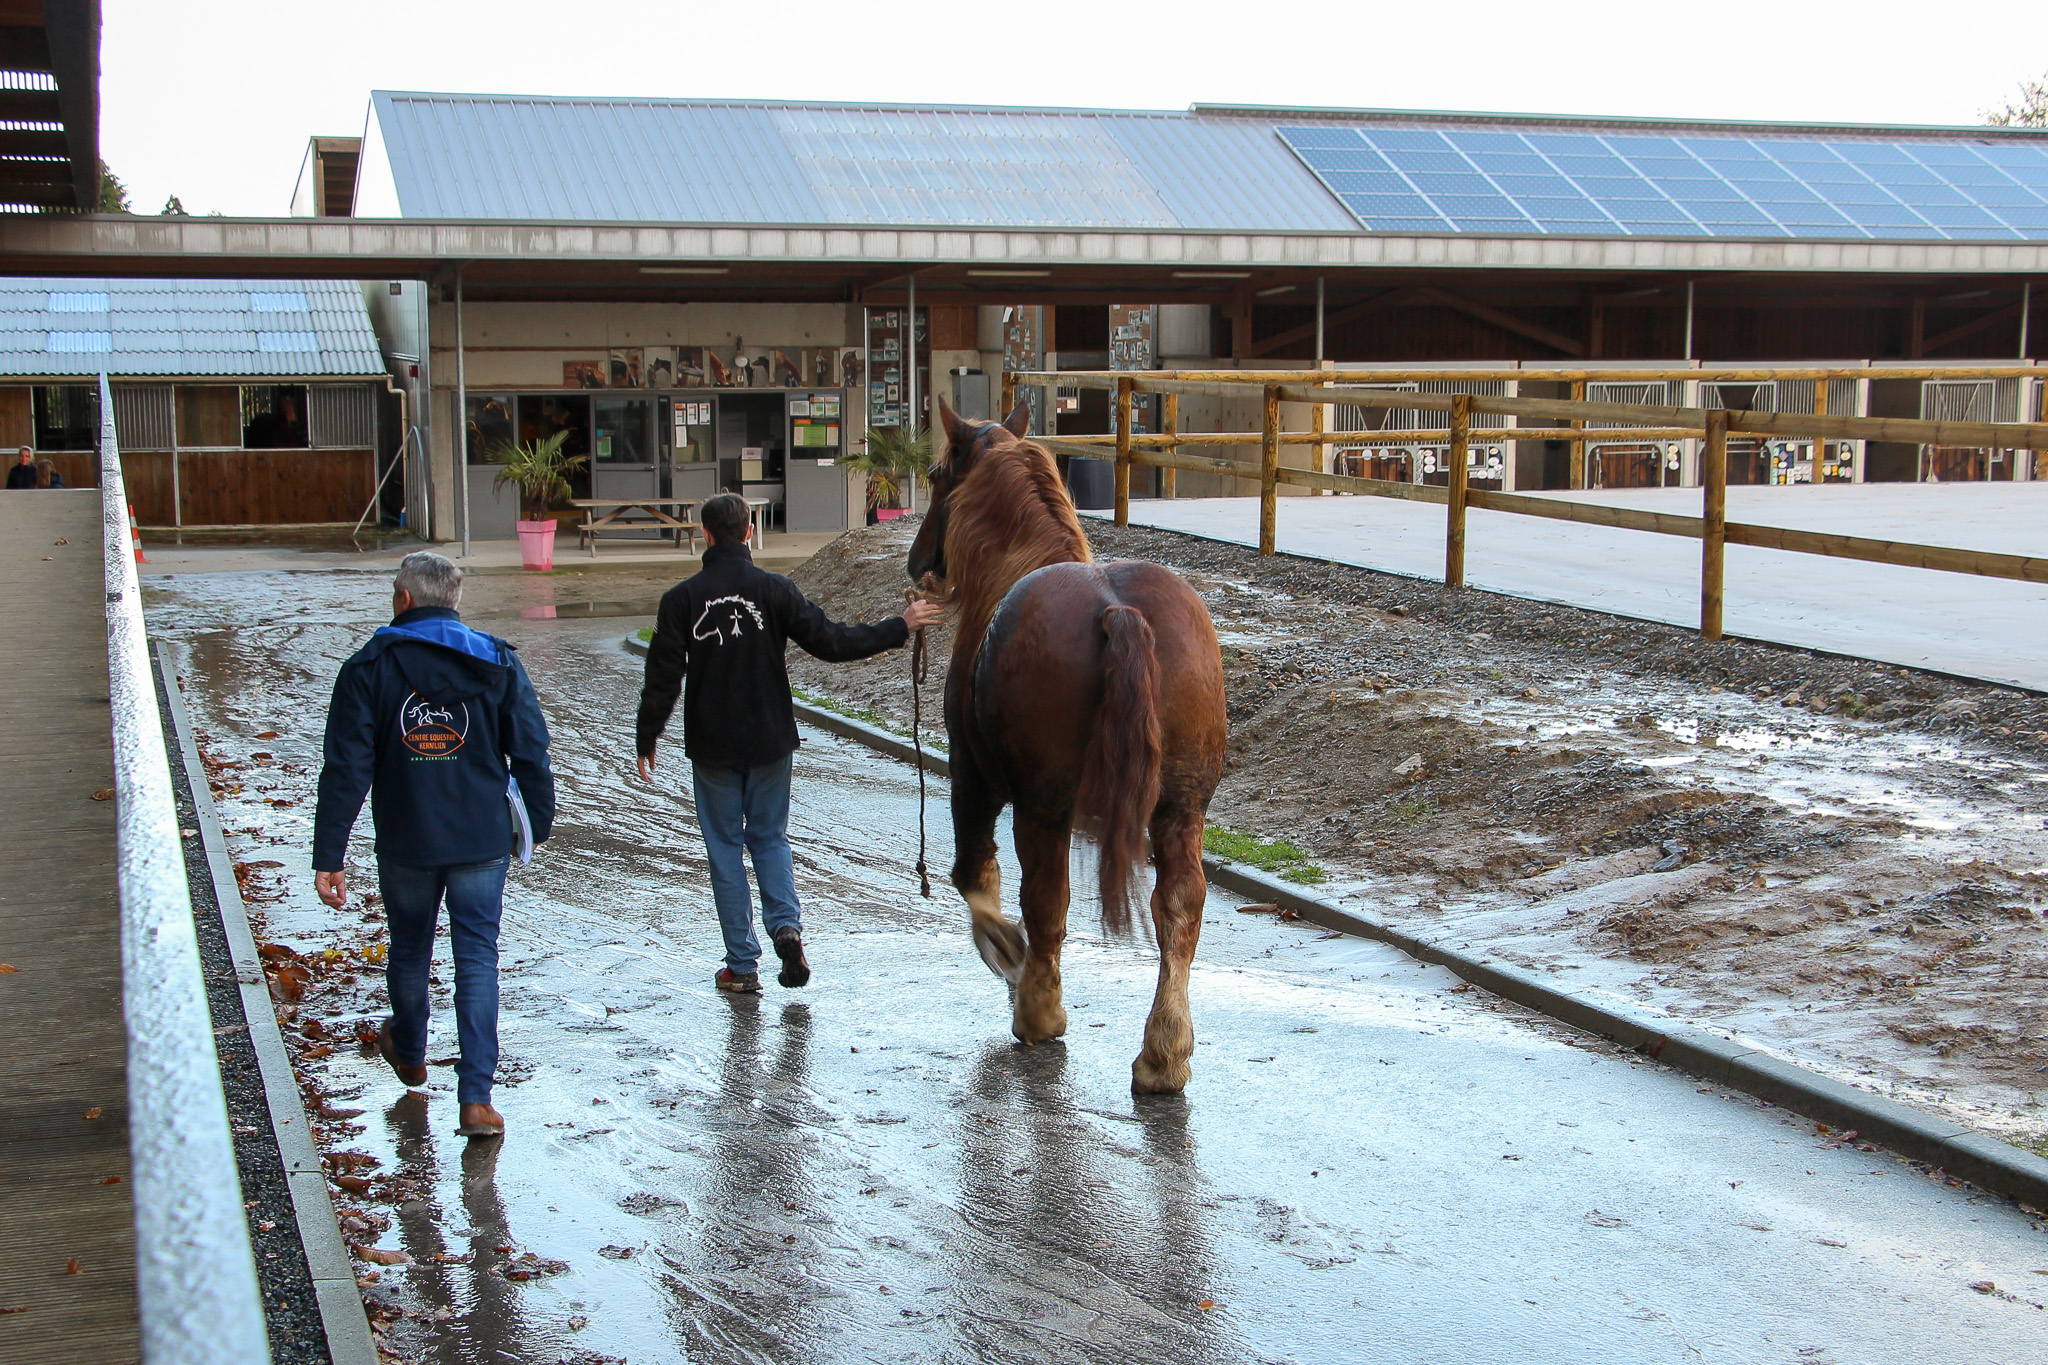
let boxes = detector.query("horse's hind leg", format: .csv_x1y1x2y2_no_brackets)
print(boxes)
951,748,1022,983
1011,811,1071,1044
1133,801,1205,1095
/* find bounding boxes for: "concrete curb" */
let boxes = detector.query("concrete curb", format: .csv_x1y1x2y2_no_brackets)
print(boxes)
711,643,2048,1212
156,645,381,1365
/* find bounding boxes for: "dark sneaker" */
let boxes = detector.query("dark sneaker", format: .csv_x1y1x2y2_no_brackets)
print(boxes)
773,927,810,988
715,967,761,994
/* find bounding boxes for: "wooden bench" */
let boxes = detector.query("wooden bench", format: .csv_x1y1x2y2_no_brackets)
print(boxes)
569,498,702,556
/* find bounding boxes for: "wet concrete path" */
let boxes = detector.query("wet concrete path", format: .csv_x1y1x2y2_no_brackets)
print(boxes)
144,569,2048,1364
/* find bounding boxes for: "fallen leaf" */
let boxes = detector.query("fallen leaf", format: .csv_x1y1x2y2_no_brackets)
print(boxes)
1234,903,1279,915
1197,1298,1217,1311
64,1259,82,1275
568,1315,588,1331
1969,1280,1997,1294
0,1307,28,1314
1449,982,1472,993
332,1176,373,1195
81,1107,102,1121
52,537,68,545
1277,908,1301,922
98,1176,121,1186
91,789,115,802
299,1044,335,1059
255,731,278,739
0,964,15,973
429,1056,460,1067
352,1244,410,1267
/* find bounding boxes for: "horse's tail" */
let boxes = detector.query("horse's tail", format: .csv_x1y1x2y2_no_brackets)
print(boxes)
1076,603,1162,936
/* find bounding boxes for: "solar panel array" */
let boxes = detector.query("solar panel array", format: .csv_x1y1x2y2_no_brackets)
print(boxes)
1278,125,2048,240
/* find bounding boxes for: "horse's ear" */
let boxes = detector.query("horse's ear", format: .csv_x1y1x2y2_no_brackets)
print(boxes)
1001,399,1031,436
937,397,973,448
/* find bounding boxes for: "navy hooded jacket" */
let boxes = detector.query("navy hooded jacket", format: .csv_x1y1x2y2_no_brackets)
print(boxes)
313,606,555,871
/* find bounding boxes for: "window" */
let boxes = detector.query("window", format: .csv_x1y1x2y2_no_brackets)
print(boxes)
32,385,99,451
243,384,309,449
593,397,651,463
465,393,517,464
177,386,242,448
310,385,377,449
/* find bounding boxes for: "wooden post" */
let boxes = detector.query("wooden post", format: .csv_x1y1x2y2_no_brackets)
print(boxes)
1701,409,1728,640
1001,370,1016,419
1259,384,1280,555
1569,378,1587,489
1812,377,1828,482
1161,391,1179,499
1445,393,1471,587
1113,375,1133,527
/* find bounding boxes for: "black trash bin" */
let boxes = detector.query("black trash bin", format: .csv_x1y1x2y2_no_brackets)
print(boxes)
1067,456,1114,510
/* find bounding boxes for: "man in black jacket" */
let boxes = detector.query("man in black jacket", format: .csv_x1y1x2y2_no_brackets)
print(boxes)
5,448,34,489
637,493,940,993
314,551,555,1138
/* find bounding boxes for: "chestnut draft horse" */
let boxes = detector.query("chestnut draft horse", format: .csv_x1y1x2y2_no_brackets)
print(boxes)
906,400,1227,1094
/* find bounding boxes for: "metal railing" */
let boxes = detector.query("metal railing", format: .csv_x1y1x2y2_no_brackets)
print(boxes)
99,372,271,1363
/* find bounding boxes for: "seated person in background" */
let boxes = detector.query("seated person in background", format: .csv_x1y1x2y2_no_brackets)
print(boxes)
34,459,63,489
6,448,34,489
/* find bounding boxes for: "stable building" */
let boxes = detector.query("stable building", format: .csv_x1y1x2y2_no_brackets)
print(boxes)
0,277,393,526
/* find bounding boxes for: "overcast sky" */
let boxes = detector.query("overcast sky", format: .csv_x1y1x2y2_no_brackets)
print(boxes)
102,0,2048,217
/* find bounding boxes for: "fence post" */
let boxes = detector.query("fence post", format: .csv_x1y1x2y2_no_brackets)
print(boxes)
1445,393,1471,587
1259,383,1280,555
1113,375,1133,527
1812,377,1829,481
1570,378,1587,488
1701,408,1728,639
1161,391,1178,499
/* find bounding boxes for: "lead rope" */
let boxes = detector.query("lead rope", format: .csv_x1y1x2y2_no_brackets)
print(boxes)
908,603,934,898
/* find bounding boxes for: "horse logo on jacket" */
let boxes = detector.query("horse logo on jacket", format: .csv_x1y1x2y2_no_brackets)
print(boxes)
692,594,766,646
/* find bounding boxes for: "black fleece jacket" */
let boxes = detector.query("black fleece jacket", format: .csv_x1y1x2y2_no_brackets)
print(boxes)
313,606,555,871
636,540,909,770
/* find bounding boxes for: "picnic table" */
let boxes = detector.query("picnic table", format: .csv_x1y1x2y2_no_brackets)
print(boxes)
570,497,701,556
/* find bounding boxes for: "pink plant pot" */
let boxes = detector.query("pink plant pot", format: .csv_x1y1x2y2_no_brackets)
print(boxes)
516,518,558,571
876,507,908,521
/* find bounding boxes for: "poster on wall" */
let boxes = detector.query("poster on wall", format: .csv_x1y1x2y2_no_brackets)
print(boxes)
865,307,928,429
564,359,606,388
672,347,706,384
644,347,675,389
607,348,643,388
838,348,863,390
1002,305,1043,434
1108,303,1157,435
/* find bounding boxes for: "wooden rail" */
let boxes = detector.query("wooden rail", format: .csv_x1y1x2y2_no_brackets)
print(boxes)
1027,363,2048,639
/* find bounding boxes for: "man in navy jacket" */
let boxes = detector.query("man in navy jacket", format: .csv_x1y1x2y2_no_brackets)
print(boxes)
637,493,940,993
314,551,555,1139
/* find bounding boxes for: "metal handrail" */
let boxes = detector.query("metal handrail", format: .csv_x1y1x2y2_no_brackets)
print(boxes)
352,423,421,538
99,372,271,1362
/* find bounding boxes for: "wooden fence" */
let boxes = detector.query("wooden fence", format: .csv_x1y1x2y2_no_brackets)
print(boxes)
1007,368,2048,641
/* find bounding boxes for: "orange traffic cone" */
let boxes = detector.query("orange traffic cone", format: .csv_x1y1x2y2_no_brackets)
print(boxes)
129,505,146,564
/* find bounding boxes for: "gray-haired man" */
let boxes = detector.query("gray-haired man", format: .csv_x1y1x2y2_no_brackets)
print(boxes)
313,552,556,1138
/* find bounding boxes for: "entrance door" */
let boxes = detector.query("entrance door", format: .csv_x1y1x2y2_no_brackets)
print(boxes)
592,396,658,536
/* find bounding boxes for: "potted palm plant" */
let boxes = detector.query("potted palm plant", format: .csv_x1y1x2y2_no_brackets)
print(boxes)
491,431,586,570
840,424,933,523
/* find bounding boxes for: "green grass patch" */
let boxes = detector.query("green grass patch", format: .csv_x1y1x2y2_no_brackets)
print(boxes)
1203,825,1326,885
635,625,654,643
792,686,948,754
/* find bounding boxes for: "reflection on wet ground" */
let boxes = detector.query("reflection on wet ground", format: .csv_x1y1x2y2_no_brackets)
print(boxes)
145,570,2048,1365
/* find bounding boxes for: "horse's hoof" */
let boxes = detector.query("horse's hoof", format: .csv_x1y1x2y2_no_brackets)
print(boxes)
1011,1005,1067,1045
1130,1055,1190,1096
971,916,1026,984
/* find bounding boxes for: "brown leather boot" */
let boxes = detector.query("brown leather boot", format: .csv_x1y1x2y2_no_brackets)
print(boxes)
456,1103,505,1138
376,1018,427,1087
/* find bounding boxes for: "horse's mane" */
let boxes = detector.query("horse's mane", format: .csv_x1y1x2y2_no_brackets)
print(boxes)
941,431,1091,654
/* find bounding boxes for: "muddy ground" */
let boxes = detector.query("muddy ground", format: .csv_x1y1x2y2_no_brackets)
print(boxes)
784,516,2048,1149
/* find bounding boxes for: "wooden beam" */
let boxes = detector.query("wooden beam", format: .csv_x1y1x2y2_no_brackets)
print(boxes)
1413,286,1588,357
1920,300,2025,357
1445,394,1470,587
1246,288,1411,358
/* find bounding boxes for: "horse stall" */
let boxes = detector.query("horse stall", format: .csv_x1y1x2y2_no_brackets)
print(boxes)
1585,380,1682,489
1697,377,1863,485
1919,377,2036,481
1331,380,1510,489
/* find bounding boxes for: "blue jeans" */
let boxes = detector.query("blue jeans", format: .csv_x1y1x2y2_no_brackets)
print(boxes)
378,856,509,1107
691,756,800,977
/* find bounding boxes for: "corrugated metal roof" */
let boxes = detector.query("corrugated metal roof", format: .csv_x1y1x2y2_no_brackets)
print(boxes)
366,92,2048,243
368,93,1357,231
0,277,385,377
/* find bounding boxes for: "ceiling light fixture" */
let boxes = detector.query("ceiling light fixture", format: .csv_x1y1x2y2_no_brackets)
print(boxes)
1173,270,1253,280
967,269,1051,278
1256,283,1297,297
640,266,729,275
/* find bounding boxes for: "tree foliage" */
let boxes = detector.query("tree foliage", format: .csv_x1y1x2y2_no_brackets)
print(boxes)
95,159,129,212
1986,75,2048,127
160,195,187,216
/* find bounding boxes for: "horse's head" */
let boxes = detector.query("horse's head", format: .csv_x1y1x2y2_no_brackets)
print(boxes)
905,396,1031,584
